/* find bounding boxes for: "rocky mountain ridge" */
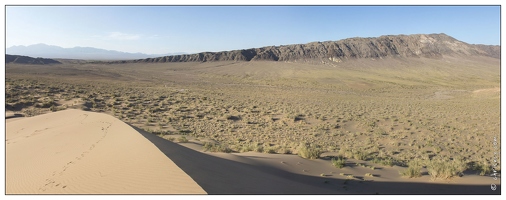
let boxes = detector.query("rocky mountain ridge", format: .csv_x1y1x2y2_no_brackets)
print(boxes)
6,54,62,65
112,33,500,64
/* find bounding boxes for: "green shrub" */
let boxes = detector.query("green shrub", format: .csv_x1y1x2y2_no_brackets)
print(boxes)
297,143,322,159
203,142,232,153
400,159,422,178
372,157,394,167
471,160,492,176
265,147,277,154
203,142,213,151
381,158,394,167
277,147,292,154
41,100,55,108
478,161,492,176
426,157,467,180
177,136,189,143
353,150,368,161
215,144,232,153
331,156,346,168
239,144,254,153
254,145,264,153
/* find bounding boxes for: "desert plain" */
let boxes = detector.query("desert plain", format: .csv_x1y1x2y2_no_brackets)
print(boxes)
5,53,501,194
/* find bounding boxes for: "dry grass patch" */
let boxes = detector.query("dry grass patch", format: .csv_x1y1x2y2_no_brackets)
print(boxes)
6,59,499,174
297,143,322,159
331,156,346,168
399,159,423,178
203,142,233,153
426,157,467,180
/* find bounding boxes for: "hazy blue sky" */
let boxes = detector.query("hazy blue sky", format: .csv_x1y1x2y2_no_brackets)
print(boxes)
6,6,500,54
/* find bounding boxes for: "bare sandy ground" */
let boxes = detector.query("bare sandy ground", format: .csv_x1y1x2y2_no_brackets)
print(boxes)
472,87,500,98
5,109,206,194
473,87,500,94
5,109,500,194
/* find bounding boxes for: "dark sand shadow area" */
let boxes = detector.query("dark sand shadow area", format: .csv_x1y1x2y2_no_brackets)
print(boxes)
5,113,24,119
132,124,501,195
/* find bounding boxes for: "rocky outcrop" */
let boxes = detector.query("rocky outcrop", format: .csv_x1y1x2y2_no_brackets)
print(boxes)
472,44,500,59
112,33,501,64
5,54,62,65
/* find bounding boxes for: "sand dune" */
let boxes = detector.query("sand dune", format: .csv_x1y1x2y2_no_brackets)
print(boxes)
5,109,206,194
5,109,500,194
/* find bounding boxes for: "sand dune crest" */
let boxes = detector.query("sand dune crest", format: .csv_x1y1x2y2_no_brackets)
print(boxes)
6,109,206,194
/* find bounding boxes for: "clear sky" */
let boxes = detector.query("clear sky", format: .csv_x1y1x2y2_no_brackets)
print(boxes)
5,5,501,54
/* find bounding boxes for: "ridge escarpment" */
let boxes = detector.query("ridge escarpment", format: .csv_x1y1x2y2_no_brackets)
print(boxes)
112,33,500,64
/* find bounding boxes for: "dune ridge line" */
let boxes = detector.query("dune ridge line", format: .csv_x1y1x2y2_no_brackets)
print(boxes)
6,109,206,194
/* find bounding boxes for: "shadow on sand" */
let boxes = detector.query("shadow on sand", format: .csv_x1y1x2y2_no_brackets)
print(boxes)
6,113,24,119
131,124,501,195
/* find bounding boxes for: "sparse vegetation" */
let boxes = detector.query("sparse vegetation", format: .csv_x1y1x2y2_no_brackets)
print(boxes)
297,143,322,159
372,157,395,167
5,56,500,175
473,161,493,176
203,142,233,153
353,150,368,161
400,159,423,178
426,157,467,180
331,156,346,168
177,136,189,143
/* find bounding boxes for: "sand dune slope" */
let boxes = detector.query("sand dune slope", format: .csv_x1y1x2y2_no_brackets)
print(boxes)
6,109,206,194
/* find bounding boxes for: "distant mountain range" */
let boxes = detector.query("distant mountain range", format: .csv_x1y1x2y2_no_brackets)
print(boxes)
6,44,186,60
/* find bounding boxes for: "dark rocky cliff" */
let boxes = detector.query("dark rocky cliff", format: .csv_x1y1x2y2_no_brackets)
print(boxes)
112,33,500,63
